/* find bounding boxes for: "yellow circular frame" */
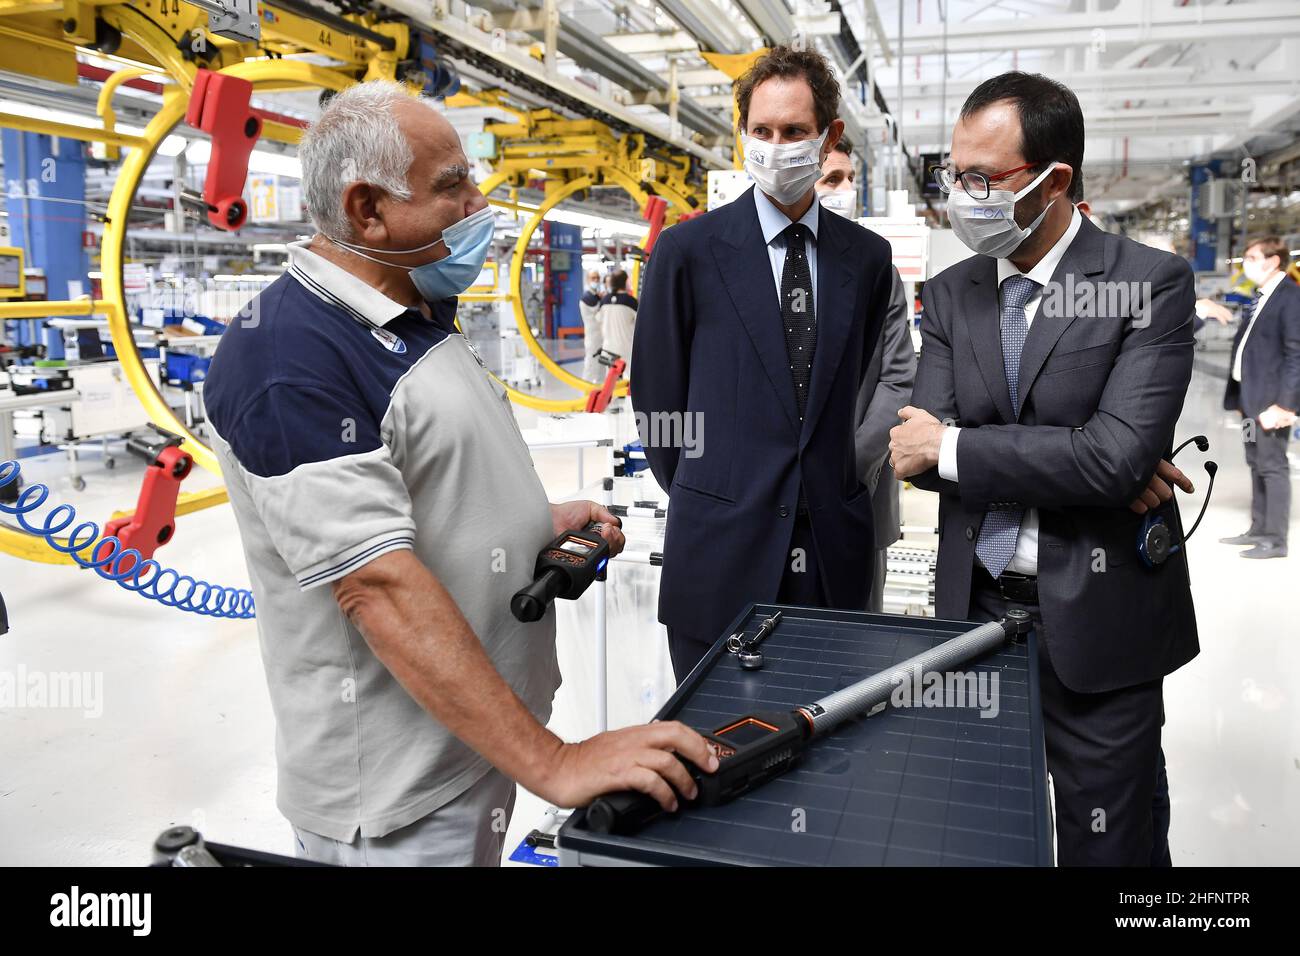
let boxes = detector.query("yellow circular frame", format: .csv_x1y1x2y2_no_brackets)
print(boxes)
99,63,701,474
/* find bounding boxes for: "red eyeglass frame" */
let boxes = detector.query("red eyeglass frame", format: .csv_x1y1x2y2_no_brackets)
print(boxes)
934,161,1039,195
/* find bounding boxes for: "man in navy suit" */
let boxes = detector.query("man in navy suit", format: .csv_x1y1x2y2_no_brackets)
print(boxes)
1221,236,1300,559
632,46,893,680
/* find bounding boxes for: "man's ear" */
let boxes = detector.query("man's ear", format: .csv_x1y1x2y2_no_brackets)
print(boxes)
1048,163,1074,202
340,182,388,243
822,118,846,162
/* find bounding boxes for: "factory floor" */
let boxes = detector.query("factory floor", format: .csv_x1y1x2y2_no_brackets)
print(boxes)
0,361,1296,866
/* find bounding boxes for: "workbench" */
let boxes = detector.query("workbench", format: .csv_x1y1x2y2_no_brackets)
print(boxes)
558,603,1052,866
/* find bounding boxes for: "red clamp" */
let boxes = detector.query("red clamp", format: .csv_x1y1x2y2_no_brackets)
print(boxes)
99,445,193,576
641,196,668,255
185,69,263,231
586,353,628,413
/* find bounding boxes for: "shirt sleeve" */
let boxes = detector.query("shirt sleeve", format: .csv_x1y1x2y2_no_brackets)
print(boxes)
222,381,416,590
938,425,961,483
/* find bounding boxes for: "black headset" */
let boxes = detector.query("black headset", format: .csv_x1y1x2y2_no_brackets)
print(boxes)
1137,435,1217,568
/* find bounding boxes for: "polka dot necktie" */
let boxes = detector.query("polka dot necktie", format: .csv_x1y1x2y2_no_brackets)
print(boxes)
780,223,817,422
974,274,1039,577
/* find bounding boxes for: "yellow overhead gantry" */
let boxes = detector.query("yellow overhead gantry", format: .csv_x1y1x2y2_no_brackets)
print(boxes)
453,89,707,399
0,0,379,561
0,0,713,562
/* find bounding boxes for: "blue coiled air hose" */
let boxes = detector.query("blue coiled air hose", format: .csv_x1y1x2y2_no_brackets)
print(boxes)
0,459,255,619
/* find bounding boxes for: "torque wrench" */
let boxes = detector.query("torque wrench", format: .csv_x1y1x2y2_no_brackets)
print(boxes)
586,610,1032,835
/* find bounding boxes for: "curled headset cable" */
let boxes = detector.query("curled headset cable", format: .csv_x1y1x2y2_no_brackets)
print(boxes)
1169,435,1217,543
0,459,255,619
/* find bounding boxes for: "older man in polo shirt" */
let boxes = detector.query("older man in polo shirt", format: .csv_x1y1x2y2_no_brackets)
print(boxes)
205,81,714,866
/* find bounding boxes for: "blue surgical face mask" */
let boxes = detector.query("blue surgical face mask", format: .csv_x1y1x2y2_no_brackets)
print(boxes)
327,205,496,301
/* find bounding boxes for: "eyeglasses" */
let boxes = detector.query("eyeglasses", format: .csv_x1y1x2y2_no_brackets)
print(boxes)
930,162,1040,200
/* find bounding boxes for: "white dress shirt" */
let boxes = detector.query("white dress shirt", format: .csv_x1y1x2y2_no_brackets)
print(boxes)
1231,270,1285,382
753,186,820,314
937,206,1083,575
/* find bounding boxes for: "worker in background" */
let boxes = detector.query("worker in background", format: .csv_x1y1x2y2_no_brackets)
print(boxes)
633,46,893,679
815,139,859,219
597,270,637,377
204,80,715,867
891,72,1200,865
817,142,918,612
1221,235,1300,559
579,269,604,381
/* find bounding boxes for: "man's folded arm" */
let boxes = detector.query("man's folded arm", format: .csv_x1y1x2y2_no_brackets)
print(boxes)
954,256,1196,509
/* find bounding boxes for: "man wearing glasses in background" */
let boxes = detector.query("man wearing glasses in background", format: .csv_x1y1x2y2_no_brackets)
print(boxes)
889,72,1200,865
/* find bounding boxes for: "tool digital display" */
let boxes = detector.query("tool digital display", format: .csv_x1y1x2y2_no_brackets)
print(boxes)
559,537,597,555
713,717,780,747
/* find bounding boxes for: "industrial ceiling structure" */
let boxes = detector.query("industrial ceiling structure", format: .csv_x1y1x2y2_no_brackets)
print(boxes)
2,0,1298,232
427,0,1300,218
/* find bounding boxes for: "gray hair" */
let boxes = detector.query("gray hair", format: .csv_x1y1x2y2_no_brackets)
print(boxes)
299,80,439,240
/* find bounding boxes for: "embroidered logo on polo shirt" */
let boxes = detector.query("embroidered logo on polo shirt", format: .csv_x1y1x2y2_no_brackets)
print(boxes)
464,338,488,370
370,326,407,354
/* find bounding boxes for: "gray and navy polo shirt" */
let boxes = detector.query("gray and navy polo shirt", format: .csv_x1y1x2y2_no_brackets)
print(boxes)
206,239,560,842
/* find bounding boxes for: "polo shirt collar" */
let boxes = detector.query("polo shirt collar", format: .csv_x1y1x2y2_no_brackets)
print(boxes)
287,238,413,328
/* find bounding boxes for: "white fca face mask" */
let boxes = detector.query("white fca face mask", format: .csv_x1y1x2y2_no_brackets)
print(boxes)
1242,259,1273,286
742,130,829,206
947,162,1059,258
817,188,857,219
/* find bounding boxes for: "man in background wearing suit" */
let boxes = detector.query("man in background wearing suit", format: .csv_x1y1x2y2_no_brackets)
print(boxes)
816,143,919,612
856,269,915,612
1221,235,1300,559
633,46,893,680
889,72,1200,865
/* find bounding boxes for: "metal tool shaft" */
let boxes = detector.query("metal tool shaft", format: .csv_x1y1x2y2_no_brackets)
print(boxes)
801,614,1028,737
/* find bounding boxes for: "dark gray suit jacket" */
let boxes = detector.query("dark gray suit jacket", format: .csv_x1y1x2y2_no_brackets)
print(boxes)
910,216,1199,694
855,266,916,550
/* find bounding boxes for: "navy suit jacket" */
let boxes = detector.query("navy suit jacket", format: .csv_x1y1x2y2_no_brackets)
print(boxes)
910,216,1199,693
631,187,893,641
1222,277,1300,418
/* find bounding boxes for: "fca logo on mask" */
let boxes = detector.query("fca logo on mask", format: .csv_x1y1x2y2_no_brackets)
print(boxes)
973,207,1010,220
